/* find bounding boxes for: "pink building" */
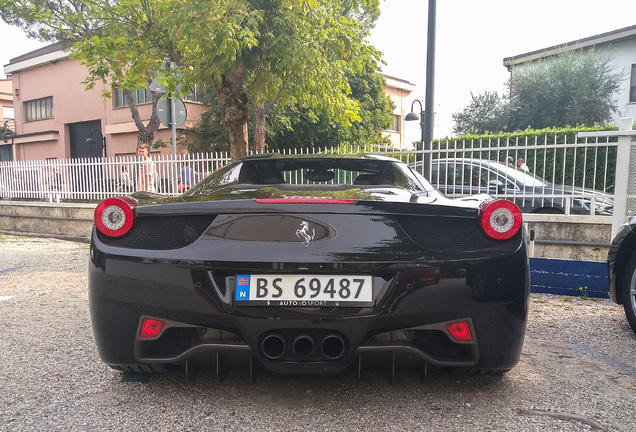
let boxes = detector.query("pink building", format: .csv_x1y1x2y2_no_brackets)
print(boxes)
0,78,14,160
3,43,206,161
3,43,415,161
383,75,416,149
0,79,12,123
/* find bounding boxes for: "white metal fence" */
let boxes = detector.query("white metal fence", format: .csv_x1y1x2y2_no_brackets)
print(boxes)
1,123,635,230
0,152,232,202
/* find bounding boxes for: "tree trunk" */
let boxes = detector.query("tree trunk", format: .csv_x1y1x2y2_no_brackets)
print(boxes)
252,96,279,153
216,63,250,160
253,105,266,153
123,88,163,148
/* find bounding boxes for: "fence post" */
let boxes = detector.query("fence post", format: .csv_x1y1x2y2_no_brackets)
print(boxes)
611,118,634,240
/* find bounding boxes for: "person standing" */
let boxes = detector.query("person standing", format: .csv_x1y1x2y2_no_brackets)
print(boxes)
517,158,529,172
178,149,197,192
49,168,62,203
136,144,157,192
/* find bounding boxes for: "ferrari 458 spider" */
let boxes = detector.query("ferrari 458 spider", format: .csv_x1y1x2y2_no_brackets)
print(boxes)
89,154,529,380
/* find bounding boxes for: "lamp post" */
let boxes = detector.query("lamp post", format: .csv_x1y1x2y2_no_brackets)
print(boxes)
85,129,107,158
406,99,431,180
406,0,436,181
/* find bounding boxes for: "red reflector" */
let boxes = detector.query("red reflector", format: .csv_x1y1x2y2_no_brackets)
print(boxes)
139,318,166,339
445,321,473,342
254,198,356,204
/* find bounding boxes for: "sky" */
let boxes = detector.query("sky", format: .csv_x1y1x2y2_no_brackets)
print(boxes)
2,0,636,139
369,0,636,140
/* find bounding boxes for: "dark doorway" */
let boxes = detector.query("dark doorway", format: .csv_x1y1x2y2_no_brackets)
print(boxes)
0,143,13,161
69,120,102,159
1,120,15,161
69,120,103,193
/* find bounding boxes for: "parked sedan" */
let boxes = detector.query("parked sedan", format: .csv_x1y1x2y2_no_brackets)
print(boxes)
608,216,636,333
89,154,529,380
410,158,613,215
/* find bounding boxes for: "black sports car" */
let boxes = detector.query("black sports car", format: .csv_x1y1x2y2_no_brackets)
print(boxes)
608,215,636,333
89,154,529,380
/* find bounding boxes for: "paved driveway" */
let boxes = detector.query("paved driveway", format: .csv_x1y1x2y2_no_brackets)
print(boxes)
1,235,635,431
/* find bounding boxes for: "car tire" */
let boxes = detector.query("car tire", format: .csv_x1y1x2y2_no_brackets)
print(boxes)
108,364,172,374
621,252,636,334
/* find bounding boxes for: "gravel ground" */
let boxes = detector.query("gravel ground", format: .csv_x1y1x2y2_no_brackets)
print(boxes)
1,235,636,432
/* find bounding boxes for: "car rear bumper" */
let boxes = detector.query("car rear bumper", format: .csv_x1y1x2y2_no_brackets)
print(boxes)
89,239,529,374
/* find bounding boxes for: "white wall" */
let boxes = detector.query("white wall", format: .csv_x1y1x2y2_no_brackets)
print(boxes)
610,38,636,124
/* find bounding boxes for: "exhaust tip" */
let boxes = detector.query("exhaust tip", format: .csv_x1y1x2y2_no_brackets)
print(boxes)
293,334,315,357
321,334,346,360
261,333,286,359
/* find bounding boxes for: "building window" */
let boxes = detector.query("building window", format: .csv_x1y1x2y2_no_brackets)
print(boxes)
388,114,400,132
114,87,153,108
3,106,14,119
24,97,53,121
184,84,207,103
115,83,208,107
631,64,636,103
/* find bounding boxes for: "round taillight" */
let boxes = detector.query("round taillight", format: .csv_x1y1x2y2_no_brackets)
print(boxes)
479,199,522,241
94,197,137,238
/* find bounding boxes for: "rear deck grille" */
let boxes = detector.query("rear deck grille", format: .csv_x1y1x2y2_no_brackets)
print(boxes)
395,215,516,252
98,215,216,249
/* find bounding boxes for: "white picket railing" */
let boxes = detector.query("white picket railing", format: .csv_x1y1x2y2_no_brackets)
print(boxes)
0,128,634,230
0,152,233,202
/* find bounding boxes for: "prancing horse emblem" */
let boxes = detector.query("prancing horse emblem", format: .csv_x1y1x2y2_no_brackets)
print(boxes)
295,221,316,247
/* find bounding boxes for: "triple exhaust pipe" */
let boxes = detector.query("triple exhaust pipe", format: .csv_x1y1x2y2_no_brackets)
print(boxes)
260,332,346,361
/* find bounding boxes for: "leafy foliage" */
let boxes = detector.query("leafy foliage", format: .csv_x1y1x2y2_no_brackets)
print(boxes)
1,0,381,158
182,61,393,152
452,49,625,135
160,0,381,158
508,49,624,131
179,93,231,153
0,0,167,147
266,62,394,150
452,91,508,135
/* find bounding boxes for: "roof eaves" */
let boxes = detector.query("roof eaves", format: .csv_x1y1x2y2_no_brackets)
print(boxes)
383,74,416,92
503,24,636,68
3,41,71,75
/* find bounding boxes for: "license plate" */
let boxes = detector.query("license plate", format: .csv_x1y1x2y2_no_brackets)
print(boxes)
234,274,373,307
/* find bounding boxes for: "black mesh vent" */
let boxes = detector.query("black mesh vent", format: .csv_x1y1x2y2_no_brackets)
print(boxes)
395,215,517,253
98,215,216,250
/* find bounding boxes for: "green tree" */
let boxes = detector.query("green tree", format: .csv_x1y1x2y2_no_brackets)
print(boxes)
185,61,393,152
451,91,508,135
260,60,394,151
179,90,231,153
2,0,380,159
162,0,380,159
452,49,624,135
508,50,623,130
0,0,167,148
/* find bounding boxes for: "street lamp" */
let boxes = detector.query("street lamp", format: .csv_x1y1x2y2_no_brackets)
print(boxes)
406,0,436,181
406,99,431,180
85,129,107,157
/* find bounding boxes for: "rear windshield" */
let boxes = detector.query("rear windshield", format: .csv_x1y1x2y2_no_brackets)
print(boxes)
239,158,398,187
188,157,431,196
